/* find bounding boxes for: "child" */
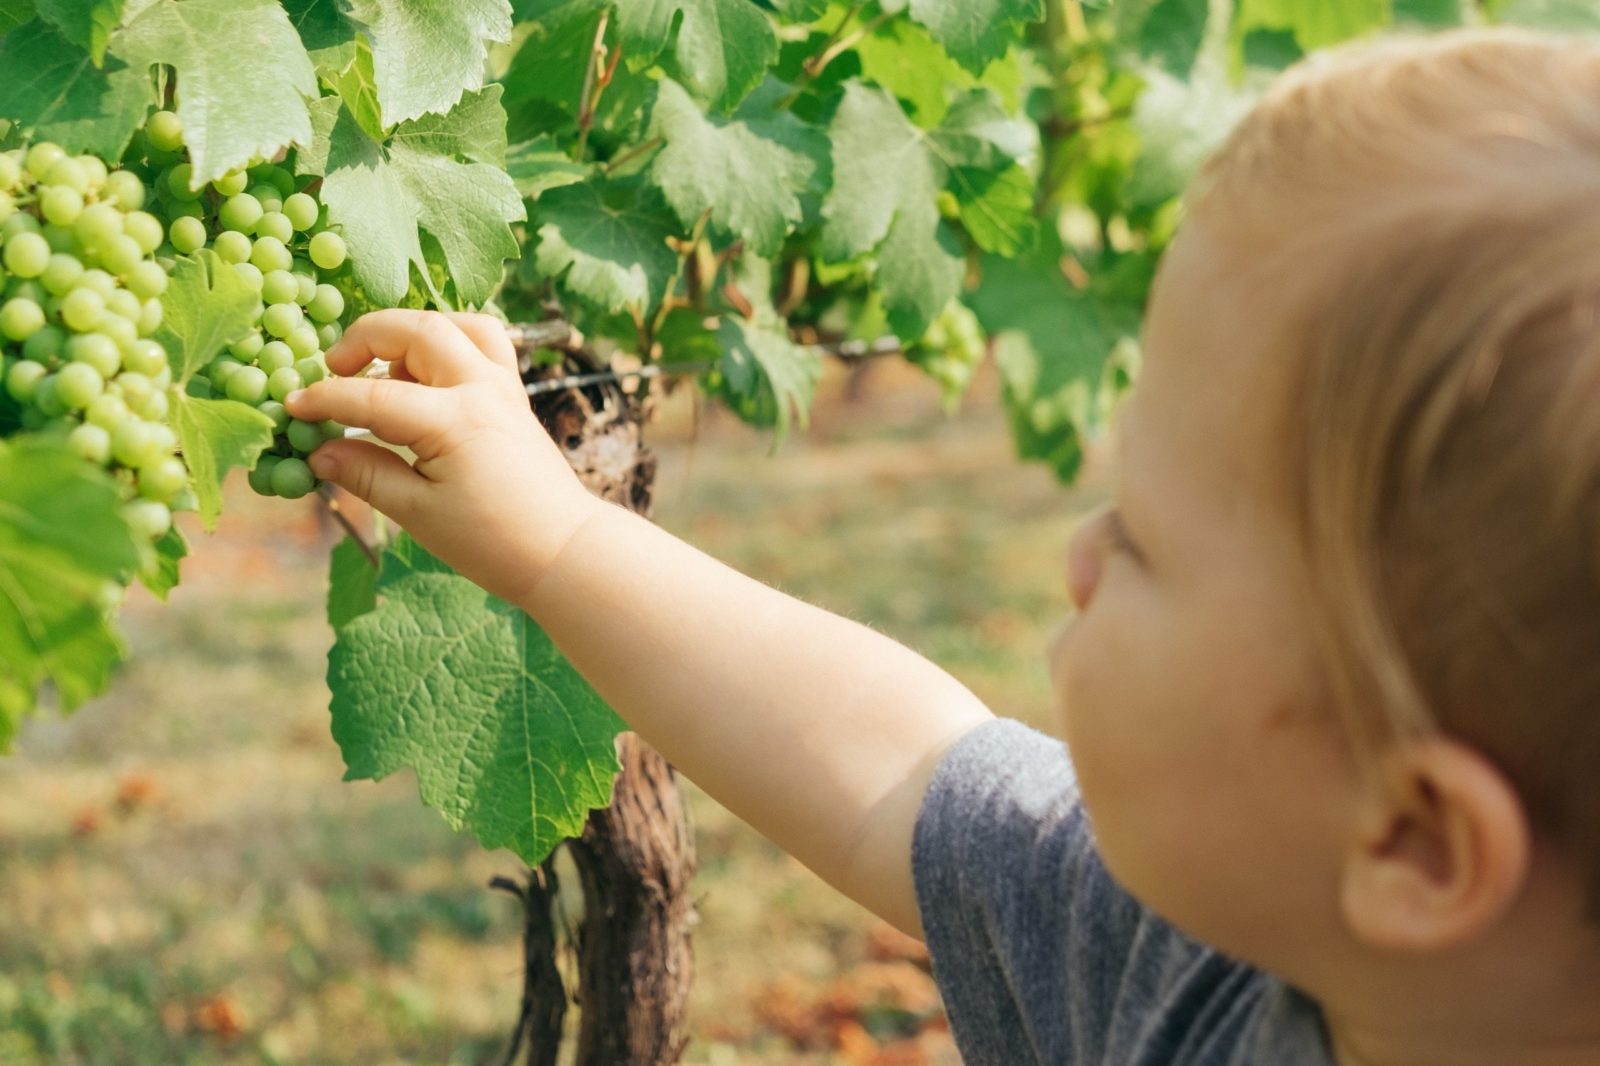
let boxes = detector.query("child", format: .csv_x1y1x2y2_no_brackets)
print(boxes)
285,27,1600,1065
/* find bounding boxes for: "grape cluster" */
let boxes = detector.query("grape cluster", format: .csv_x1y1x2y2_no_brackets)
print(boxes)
0,139,185,542
123,111,352,500
912,302,987,410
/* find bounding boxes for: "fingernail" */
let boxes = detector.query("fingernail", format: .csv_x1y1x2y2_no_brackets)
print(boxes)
309,452,337,479
284,389,306,408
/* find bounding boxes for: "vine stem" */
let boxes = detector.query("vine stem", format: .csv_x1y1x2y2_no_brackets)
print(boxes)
574,11,611,162
644,208,713,357
776,1,865,108
603,135,663,176
319,484,379,569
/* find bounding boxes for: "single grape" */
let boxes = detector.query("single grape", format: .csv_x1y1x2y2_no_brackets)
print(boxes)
124,499,172,539
257,340,294,373
100,315,139,354
234,262,265,290
263,166,296,197
7,278,47,305
285,419,324,453
166,198,204,221
212,170,249,197
104,170,146,210
41,253,85,295
213,229,253,264
60,287,106,332
225,364,270,405
219,193,263,234
230,332,266,361
138,457,187,502
2,211,41,239
4,231,51,277
186,376,213,399
308,230,346,271
106,288,142,322
113,372,154,415
293,273,317,307
257,399,290,431
125,260,168,300
110,418,155,467
267,366,303,403
319,420,345,439
0,297,45,341
270,456,315,499
68,422,112,465
22,326,65,363
207,357,245,389
261,270,298,305
262,301,302,338
138,298,163,336
55,361,103,409
0,191,14,226
32,375,68,417
123,211,165,254
145,111,184,153
165,163,201,202
247,183,283,214
316,323,342,350
85,393,128,429
39,185,84,226
123,338,168,377
0,152,20,190
169,215,206,254
98,234,144,276
306,283,345,323
282,192,318,232
41,223,80,254
43,158,88,193
286,325,319,360
255,211,293,244
248,454,281,496
138,387,169,421
5,358,46,402
293,356,327,384
74,202,122,249
250,236,291,273
77,268,116,298
67,332,121,377
170,488,198,513
77,155,108,190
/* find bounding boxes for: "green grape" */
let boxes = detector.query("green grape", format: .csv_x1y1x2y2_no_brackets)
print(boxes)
248,454,280,496
257,340,294,373
32,375,68,417
104,170,146,210
77,268,116,298
292,356,326,384
85,393,128,428
145,111,183,153
126,260,168,300
3,211,40,239
113,371,154,414
39,185,84,226
319,420,344,439
250,236,291,273
138,298,163,335
306,283,344,323
74,202,122,249
0,152,19,190
106,288,142,322
234,262,264,289
261,269,298,305
263,166,296,197
229,331,265,361
255,211,293,244
137,457,187,502
55,361,103,409
225,364,270,405
109,418,154,467
124,499,171,539
285,418,323,453
247,183,283,214
0,191,14,226
138,387,169,421
270,456,315,499
67,332,121,377
123,338,168,377
219,192,263,234
212,170,249,197
208,357,244,388
286,324,319,359
316,323,341,349
8,280,47,307
100,315,139,353
185,375,213,399
77,155,108,190
262,301,302,338
308,231,346,271
41,253,85,295
267,366,303,403
166,199,204,221
98,234,144,276
41,224,79,254
4,232,50,277
213,229,253,263
5,358,46,402
293,273,317,306
43,158,88,193
0,297,45,341
60,287,105,332
68,422,111,464
22,326,64,363
257,399,289,431
169,215,206,254
170,487,198,513
123,211,164,254
165,163,201,202
282,192,318,232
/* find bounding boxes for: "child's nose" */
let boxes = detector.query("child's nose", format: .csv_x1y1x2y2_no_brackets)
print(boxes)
1065,506,1112,612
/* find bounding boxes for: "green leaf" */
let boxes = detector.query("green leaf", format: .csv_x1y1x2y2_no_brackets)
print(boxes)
116,0,319,184
855,17,976,125
282,0,357,75
328,534,626,864
1392,0,1464,26
327,535,377,631
949,164,1035,256
499,3,603,133
648,77,829,257
0,1,36,34
893,0,1043,75
169,396,275,531
36,0,124,63
0,438,139,749
297,90,525,307
506,135,595,198
1115,0,1208,77
614,0,777,112
1128,68,1254,209
707,314,821,447
1235,0,1390,50
344,0,512,126
531,180,678,315
0,19,151,159
928,88,1037,170
1494,0,1600,30
138,525,187,600
156,251,258,383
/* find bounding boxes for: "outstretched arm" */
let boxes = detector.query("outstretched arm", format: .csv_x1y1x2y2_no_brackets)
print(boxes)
286,309,993,936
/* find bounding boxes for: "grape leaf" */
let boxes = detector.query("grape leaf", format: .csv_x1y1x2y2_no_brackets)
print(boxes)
0,439,140,750
1235,0,1389,50
170,396,275,531
949,164,1035,256
614,0,777,112
647,77,828,257
282,0,357,75
855,17,976,125
36,0,123,63
707,313,822,447
297,90,525,307
116,0,318,185
344,0,512,126
506,135,595,198
1127,68,1254,209
327,534,377,631
879,0,1043,74
1115,0,1208,77
328,534,626,864
531,180,678,315
1393,0,1465,26
139,525,187,600
0,1,34,34
499,2,604,134
0,19,150,159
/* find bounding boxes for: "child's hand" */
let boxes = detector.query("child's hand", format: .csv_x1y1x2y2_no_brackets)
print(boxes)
283,309,599,603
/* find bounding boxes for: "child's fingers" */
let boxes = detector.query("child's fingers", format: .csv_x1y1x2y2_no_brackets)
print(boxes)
285,376,450,451
445,312,520,375
325,309,492,386
306,438,425,521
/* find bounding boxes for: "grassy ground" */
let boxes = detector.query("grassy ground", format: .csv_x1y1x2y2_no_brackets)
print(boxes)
0,355,1105,1064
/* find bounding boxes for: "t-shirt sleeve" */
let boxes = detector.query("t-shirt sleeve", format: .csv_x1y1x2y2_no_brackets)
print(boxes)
911,716,1252,1065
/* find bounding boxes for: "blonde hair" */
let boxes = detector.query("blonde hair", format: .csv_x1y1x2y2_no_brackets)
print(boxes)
1187,28,1600,906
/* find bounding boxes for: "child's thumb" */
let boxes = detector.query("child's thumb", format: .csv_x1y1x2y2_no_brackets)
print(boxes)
308,438,422,520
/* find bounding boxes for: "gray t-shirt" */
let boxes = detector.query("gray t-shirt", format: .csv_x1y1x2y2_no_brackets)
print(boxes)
911,717,1338,1065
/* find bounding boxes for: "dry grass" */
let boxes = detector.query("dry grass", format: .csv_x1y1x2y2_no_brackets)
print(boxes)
0,356,1104,1064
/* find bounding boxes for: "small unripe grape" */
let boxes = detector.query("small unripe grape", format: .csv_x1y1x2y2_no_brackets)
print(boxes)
213,230,253,263
0,191,14,225
307,283,345,323
285,418,324,453
145,110,184,153
262,301,302,338
250,235,291,273
56,361,103,409
186,375,213,399
258,399,290,430
85,393,128,428
0,297,45,341
2,211,41,239
77,269,116,298
7,278,47,304
292,273,316,307
5,358,47,402
282,192,318,232
255,211,293,244
293,356,326,384
41,253,85,295
138,387,169,421
0,152,20,190
268,366,303,403
229,332,265,361
43,157,88,193
41,223,79,253
4,231,50,277
124,499,172,539
169,215,206,254
126,260,168,300
106,288,142,323
212,170,249,197
219,192,263,234
316,322,342,349
123,211,165,254
257,340,294,373
22,326,65,363
104,170,146,210
234,261,264,289
319,420,344,439
110,418,155,467
308,230,346,271
60,287,105,332
248,454,280,496
138,298,163,336
247,183,283,214
39,185,84,225
264,166,296,197
166,198,204,221
113,371,154,414
74,202,122,249
68,422,112,465
98,234,145,276
261,270,298,305
225,364,270,405
208,357,245,388
67,332,121,377
77,155,107,190
138,457,188,502
32,374,68,417
270,456,315,499
165,162,201,201
123,338,168,377
286,324,319,359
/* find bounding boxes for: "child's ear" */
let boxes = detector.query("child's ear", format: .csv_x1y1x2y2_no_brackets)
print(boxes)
1337,737,1531,952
